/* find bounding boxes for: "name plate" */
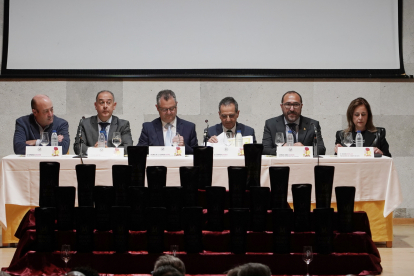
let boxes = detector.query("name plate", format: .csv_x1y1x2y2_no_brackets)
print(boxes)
26,146,62,157
88,147,124,158
277,146,313,158
213,146,239,157
149,146,184,157
337,147,374,158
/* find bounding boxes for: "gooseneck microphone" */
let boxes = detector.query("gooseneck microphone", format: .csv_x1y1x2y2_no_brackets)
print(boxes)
310,122,320,165
73,116,87,162
203,119,209,146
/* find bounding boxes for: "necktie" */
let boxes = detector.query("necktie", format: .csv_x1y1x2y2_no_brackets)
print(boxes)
288,123,297,143
99,122,110,140
226,130,233,138
165,123,172,147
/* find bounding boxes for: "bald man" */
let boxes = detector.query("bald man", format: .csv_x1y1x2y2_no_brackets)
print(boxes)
13,95,70,155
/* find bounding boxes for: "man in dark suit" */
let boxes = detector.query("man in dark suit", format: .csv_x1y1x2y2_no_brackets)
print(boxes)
73,90,133,155
207,97,256,143
137,89,198,154
262,91,325,155
13,95,70,155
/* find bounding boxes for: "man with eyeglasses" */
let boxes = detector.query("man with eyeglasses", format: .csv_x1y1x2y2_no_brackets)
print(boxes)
13,94,70,155
207,97,256,143
138,89,198,154
73,90,133,155
262,90,325,155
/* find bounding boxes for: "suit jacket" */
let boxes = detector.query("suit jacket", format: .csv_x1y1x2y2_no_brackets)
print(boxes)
137,116,198,154
73,115,133,155
207,122,257,143
335,127,391,157
13,114,70,155
262,115,326,155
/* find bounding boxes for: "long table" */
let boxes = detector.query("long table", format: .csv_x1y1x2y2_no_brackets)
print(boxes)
0,155,402,244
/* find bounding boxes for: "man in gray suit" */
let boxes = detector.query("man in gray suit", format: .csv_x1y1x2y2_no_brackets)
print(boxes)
262,91,325,155
73,90,133,155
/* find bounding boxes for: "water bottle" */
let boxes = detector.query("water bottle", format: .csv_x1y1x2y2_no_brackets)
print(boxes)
356,130,363,147
98,131,106,148
235,130,243,147
287,130,294,146
51,130,58,146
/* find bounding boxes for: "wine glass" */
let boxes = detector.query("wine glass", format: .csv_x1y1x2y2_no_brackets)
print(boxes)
172,132,180,147
61,244,71,275
170,244,179,257
112,132,122,148
303,246,313,276
40,132,49,146
343,132,353,147
275,132,285,147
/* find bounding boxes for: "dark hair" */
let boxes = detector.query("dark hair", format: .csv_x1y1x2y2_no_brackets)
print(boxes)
95,90,115,102
152,265,184,276
154,255,186,275
281,90,302,104
237,263,271,276
156,90,177,105
345,97,376,133
219,97,238,112
69,266,99,276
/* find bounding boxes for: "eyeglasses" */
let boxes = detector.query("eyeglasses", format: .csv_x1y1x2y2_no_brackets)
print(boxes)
97,100,113,106
220,114,236,119
282,102,301,109
159,106,177,113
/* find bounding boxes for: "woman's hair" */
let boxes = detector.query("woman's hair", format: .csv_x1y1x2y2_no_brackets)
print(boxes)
345,97,376,133
227,263,271,276
154,255,186,275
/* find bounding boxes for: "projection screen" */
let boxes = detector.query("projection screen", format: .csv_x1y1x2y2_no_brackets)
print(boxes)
1,0,405,78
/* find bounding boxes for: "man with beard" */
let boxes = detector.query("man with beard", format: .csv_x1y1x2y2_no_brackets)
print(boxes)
262,91,325,155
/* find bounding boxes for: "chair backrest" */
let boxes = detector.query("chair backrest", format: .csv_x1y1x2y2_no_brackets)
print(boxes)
112,165,133,206
127,146,148,187
147,166,167,207
228,166,247,208
162,186,183,231
180,166,200,207
244,144,264,189
76,164,96,207
335,186,356,233
39,162,60,207
193,146,213,189
128,186,149,231
314,165,335,208
54,186,76,231
269,166,290,209
94,186,114,231
291,184,312,232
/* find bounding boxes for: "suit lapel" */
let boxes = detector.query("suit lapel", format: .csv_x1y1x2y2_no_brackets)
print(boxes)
29,115,41,139
298,117,310,143
91,116,100,144
154,118,164,146
216,124,223,136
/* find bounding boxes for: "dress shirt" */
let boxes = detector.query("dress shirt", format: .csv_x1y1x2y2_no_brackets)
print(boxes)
162,117,177,145
284,117,300,142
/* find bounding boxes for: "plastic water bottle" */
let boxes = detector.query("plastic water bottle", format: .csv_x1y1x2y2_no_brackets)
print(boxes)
287,130,294,146
235,130,243,147
51,130,58,146
356,130,363,147
98,131,106,148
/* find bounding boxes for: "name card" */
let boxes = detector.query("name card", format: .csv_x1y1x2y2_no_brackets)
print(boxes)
213,146,239,157
149,146,184,157
88,147,124,158
277,146,313,158
26,146,62,157
337,147,374,158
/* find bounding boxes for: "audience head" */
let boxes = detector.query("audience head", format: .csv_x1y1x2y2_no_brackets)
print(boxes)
227,263,271,276
280,91,303,123
154,255,186,275
31,95,54,128
156,90,178,124
69,267,99,276
152,265,184,276
94,90,117,122
218,97,240,130
346,97,375,132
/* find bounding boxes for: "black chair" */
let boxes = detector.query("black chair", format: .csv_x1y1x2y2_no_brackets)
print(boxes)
128,186,149,231
163,186,183,231
39,162,60,207
228,166,247,208
76,164,96,207
35,207,56,252
314,165,335,208
229,208,249,254
314,208,334,254
112,165,133,206
179,166,200,207
146,207,167,253
94,186,114,231
250,187,270,232
206,186,226,231
182,207,203,253
111,206,131,253
127,146,148,187
335,186,356,233
244,144,263,189
291,184,312,232
75,206,95,253
272,208,293,254
193,147,213,189
54,186,76,231
269,166,290,209
147,166,167,207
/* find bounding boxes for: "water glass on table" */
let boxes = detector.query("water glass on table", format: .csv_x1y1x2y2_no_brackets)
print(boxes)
112,132,122,148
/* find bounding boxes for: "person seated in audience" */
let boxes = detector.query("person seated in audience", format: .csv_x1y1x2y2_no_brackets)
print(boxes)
227,263,271,276
13,94,70,155
152,265,184,276
207,96,256,143
335,97,391,157
154,255,186,275
68,267,99,276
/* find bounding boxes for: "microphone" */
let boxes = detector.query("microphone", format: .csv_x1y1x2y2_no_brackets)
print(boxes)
310,122,320,164
203,119,209,146
73,116,87,161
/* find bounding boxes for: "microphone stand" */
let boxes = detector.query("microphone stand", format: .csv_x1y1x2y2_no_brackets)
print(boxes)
203,120,209,146
311,122,320,165
73,116,87,163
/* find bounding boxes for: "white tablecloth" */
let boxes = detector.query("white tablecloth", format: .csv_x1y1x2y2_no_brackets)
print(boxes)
0,155,402,229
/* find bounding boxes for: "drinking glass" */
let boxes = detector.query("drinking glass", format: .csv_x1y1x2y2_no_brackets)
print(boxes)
343,132,353,147
61,244,71,275
112,132,122,148
303,246,313,276
172,132,180,147
275,132,285,147
170,244,179,257
40,132,49,146
224,131,232,146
